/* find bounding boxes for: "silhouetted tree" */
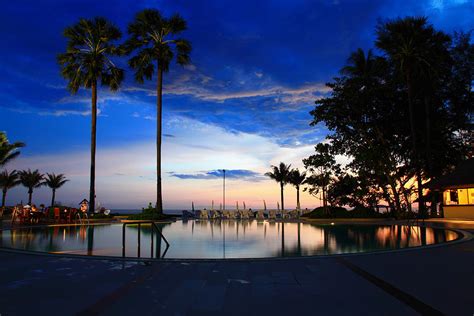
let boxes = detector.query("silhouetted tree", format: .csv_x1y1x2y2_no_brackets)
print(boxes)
0,132,25,167
375,16,451,216
123,9,192,214
44,173,69,207
58,17,124,213
0,170,19,208
19,169,44,205
289,169,306,210
303,143,339,214
265,162,292,210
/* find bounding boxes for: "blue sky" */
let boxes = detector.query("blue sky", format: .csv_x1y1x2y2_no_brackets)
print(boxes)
0,0,472,209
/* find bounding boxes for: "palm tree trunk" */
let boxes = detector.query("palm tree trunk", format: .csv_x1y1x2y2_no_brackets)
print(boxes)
406,72,425,216
1,189,6,208
156,64,164,214
296,185,300,210
89,81,97,214
280,182,284,211
51,189,56,207
28,189,32,205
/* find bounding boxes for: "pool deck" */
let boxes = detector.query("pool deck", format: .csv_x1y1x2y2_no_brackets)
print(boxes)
0,219,473,315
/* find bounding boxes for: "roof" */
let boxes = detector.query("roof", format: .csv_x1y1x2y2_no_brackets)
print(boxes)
427,158,474,190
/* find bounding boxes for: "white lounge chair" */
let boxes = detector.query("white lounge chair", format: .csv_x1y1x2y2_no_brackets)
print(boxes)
268,210,277,220
197,209,208,219
240,210,249,220
288,209,299,219
210,210,220,219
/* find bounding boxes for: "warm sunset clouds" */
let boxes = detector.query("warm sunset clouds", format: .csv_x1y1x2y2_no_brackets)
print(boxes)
1,0,472,209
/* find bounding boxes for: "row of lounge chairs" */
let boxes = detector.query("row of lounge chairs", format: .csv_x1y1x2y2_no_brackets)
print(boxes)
187,209,301,220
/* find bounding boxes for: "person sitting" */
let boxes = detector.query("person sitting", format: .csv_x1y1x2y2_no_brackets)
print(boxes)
31,204,38,212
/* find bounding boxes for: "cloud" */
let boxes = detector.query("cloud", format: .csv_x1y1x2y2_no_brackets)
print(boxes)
170,169,265,181
128,81,329,104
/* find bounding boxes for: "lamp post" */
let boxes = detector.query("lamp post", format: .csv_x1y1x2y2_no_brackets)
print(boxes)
222,169,226,259
222,169,226,211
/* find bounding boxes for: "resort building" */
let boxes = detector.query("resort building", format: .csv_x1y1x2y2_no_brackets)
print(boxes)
429,158,474,219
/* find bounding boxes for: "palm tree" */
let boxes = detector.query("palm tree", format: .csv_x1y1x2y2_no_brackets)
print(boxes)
58,17,124,213
19,169,44,205
0,170,20,208
0,132,25,167
289,169,306,210
44,173,69,207
124,9,192,214
265,162,292,211
375,17,450,216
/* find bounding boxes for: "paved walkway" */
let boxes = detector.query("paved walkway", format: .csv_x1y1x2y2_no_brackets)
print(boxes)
0,221,473,315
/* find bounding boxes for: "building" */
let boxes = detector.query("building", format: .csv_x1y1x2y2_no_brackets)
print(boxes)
428,159,474,219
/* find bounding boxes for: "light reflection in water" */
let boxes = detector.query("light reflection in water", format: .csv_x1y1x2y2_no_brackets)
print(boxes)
1,221,459,259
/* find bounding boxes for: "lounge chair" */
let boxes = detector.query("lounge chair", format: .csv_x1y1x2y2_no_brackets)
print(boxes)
228,210,237,219
256,210,265,220
280,210,289,219
197,210,209,219
240,210,249,220
210,210,220,219
268,210,277,220
288,210,299,219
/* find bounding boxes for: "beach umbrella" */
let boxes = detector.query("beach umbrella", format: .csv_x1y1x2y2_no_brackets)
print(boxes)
219,203,222,211
236,201,239,211
277,202,280,211
192,201,195,212
263,200,267,211
243,201,246,210
211,200,214,211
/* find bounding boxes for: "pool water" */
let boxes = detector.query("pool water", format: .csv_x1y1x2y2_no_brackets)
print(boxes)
0,220,460,259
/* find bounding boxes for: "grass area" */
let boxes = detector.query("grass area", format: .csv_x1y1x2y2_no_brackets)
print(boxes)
126,204,175,220
302,206,388,219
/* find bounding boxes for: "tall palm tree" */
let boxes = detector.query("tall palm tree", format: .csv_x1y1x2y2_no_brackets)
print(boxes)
44,173,69,207
375,17,449,216
19,169,44,205
289,169,306,210
124,9,192,214
58,17,124,213
0,170,20,208
0,132,25,167
265,162,292,211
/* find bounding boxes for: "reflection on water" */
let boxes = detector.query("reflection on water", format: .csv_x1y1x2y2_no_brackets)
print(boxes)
1,221,459,259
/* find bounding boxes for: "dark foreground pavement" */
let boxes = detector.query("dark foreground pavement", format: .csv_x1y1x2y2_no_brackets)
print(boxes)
0,224,473,316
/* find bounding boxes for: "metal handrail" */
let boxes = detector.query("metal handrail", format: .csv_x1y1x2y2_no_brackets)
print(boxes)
122,221,170,259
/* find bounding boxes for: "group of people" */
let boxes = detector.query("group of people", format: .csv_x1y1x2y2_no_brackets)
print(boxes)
10,199,90,225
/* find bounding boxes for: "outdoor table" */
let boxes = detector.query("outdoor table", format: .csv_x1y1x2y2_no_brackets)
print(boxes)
29,211,44,224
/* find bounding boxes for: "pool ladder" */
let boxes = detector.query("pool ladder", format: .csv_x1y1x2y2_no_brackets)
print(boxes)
122,221,170,259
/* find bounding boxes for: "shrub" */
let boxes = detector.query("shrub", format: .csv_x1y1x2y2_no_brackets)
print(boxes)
302,206,387,218
127,204,174,221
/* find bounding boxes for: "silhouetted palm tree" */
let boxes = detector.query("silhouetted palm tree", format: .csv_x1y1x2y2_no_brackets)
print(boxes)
376,17,450,216
58,17,124,213
265,162,292,210
44,173,69,207
19,169,44,205
289,169,306,210
0,170,20,208
0,132,25,167
124,9,192,214
342,48,376,79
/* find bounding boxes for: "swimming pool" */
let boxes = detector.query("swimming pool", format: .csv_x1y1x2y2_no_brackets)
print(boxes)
0,220,460,259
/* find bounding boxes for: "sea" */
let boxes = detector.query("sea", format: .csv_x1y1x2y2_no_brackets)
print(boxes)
111,209,184,215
